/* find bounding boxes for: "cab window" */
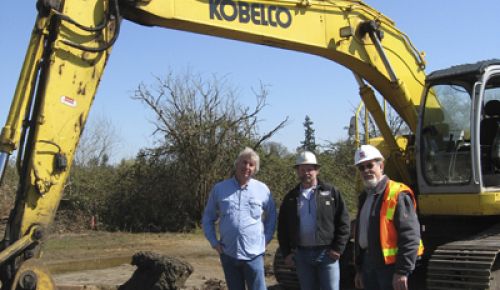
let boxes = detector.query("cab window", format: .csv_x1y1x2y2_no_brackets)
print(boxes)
480,76,500,186
421,84,472,185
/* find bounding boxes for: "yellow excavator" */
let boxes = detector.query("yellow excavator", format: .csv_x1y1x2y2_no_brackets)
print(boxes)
0,0,499,289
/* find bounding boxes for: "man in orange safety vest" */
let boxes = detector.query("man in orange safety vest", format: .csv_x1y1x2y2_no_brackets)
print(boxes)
353,145,423,290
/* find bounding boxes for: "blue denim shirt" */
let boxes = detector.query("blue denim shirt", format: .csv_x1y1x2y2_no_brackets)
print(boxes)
202,177,276,260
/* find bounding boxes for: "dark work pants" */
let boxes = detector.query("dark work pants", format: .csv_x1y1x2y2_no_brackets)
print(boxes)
362,252,396,290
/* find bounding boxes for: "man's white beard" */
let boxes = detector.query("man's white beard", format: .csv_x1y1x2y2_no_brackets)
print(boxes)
363,176,380,189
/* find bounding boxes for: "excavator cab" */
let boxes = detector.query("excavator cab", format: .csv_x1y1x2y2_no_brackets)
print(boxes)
417,59,500,212
415,60,500,289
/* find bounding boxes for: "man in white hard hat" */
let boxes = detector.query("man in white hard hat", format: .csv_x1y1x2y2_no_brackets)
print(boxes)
202,147,276,290
278,151,350,290
353,145,423,290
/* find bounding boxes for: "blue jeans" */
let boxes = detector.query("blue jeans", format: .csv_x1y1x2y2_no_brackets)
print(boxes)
219,253,266,290
295,247,340,290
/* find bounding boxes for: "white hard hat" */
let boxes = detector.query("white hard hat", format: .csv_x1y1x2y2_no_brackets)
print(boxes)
295,151,320,167
354,145,384,166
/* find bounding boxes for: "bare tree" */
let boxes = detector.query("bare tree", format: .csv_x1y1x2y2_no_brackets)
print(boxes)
74,115,119,167
133,70,288,219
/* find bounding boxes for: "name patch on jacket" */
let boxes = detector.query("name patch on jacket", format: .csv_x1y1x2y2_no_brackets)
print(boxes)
319,190,331,196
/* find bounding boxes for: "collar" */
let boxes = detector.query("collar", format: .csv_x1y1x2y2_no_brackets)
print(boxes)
300,185,316,200
293,179,327,196
232,176,250,190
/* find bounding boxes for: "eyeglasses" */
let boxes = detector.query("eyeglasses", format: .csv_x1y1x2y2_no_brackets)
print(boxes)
357,162,376,171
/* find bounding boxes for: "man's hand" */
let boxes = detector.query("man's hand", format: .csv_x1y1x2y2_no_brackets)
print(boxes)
214,243,223,255
392,273,408,290
354,271,364,289
284,253,295,267
326,249,341,261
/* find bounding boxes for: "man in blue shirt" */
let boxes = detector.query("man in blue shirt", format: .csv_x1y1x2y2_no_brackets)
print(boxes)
202,147,276,290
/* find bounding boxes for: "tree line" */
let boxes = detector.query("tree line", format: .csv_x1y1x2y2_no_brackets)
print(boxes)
0,71,359,233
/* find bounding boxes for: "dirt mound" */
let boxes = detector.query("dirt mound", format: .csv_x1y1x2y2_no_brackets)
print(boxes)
119,251,193,290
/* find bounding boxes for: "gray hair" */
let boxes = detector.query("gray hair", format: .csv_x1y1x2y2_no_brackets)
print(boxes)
234,147,260,174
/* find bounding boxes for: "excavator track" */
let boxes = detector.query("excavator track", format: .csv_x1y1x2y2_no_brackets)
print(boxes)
426,223,500,290
273,248,300,289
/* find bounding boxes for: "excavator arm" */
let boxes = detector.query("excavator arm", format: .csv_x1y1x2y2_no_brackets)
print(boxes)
0,0,427,288
0,1,115,288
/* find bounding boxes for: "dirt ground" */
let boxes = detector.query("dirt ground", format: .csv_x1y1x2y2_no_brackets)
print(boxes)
44,232,282,289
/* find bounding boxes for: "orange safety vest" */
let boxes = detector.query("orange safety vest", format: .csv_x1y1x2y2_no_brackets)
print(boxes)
379,180,424,264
